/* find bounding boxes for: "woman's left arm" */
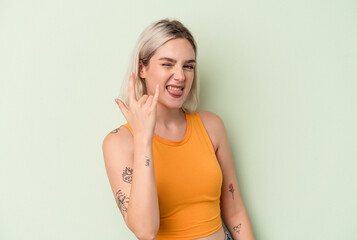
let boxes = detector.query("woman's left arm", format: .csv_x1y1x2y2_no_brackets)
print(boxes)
198,111,255,240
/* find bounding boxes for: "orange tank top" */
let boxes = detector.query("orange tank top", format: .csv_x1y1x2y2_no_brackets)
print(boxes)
122,112,223,240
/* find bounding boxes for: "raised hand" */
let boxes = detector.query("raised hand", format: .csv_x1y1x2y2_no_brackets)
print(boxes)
115,73,159,141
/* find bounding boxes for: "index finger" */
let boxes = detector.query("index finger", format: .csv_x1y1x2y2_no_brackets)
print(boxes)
128,72,137,104
152,84,160,107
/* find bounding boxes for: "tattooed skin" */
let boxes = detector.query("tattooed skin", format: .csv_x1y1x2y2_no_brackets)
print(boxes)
122,167,133,184
233,224,242,234
110,128,120,134
145,156,150,167
229,184,235,200
116,190,129,216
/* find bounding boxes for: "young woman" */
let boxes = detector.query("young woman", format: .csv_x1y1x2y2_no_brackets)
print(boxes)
102,19,255,240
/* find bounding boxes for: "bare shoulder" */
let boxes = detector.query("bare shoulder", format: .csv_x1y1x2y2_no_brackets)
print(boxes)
102,125,134,163
103,125,133,146
197,111,225,131
197,111,226,151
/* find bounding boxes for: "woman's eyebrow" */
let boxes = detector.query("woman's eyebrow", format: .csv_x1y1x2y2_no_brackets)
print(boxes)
186,59,196,64
158,57,175,62
158,57,196,63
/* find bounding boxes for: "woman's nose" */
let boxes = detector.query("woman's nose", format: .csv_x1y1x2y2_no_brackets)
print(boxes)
173,67,185,81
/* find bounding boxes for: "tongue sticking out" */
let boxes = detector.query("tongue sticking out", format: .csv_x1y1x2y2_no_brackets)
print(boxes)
166,86,183,97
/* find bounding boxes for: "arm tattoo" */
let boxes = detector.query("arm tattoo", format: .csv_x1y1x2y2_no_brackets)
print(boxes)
145,156,150,167
122,167,133,184
115,189,129,216
110,127,120,134
233,224,242,234
229,184,235,200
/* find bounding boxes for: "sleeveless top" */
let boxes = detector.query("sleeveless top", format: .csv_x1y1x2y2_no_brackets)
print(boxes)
121,112,223,240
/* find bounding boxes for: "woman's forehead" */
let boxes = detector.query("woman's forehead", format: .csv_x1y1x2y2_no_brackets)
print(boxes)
153,38,196,61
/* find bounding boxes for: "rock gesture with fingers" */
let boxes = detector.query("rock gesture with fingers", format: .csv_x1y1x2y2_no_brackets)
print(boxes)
115,72,159,142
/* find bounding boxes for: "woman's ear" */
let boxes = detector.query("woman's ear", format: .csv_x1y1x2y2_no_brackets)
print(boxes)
139,61,146,79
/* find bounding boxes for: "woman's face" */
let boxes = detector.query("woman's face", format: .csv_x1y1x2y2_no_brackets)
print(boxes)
140,38,196,110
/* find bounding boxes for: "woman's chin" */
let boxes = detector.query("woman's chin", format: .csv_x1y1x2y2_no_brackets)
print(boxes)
158,100,185,111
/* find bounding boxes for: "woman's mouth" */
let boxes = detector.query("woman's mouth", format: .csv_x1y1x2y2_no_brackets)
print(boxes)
166,85,184,98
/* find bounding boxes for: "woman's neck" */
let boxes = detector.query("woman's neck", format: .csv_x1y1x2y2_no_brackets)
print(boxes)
155,104,186,128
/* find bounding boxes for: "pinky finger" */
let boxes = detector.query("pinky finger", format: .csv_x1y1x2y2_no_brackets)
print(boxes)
115,98,129,120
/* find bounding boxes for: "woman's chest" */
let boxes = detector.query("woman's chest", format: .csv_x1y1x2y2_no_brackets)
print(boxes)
152,142,223,210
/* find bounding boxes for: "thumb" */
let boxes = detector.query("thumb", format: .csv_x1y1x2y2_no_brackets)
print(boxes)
115,98,129,120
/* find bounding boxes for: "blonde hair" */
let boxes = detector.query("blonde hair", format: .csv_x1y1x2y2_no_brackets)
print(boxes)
119,18,199,113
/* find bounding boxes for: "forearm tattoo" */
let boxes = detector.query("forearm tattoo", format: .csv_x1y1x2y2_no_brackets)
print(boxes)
116,189,129,216
229,184,235,200
122,167,133,184
110,127,120,134
233,224,242,234
145,156,150,167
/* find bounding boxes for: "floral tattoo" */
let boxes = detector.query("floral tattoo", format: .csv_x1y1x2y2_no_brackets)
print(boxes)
229,184,235,200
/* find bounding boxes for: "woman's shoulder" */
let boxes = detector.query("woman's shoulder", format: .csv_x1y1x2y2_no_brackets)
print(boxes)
196,111,226,151
196,110,225,130
103,124,133,141
102,124,134,157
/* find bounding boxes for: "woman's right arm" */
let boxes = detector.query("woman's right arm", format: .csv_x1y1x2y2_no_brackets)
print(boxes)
102,73,160,240
102,128,159,240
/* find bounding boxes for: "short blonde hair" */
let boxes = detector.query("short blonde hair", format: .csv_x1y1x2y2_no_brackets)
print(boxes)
119,18,199,113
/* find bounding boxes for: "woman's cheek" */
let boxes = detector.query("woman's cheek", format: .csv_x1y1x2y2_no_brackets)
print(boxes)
158,69,171,79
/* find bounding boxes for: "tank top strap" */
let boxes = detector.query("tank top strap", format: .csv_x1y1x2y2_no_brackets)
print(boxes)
191,112,217,157
120,123,133,135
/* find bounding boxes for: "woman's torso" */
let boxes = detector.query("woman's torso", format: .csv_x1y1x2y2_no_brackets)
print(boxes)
122,111,224,240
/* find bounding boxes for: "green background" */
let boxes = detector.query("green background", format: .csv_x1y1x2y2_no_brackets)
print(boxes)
1,0,356,239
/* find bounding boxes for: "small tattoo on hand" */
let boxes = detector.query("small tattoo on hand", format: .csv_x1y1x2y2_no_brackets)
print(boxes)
122,167,133,184
233,224,241,234
116,190,129,216
145,156,150,166
110,128,120,134
229,184,235,200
